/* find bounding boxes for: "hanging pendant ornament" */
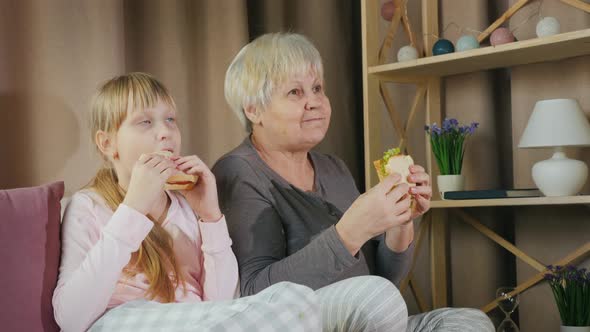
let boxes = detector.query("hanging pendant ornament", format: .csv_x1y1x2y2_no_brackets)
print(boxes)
536,17,560,37
381,1,395,21
456,35,480,51
397,45,419,62
490,27,515,46
432,39,455,55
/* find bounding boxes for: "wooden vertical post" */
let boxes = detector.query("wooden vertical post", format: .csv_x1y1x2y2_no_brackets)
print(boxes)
362,0,383,189
430,209,449,308
423,0,448,309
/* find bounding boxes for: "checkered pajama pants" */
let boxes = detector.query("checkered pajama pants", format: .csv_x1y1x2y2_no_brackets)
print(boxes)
89,281,321,332
89,275,493,332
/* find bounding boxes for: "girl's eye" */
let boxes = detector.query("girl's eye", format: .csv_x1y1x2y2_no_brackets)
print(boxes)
139,120,151,125
288,89,302,96
313,85,323,93
166,117,176,123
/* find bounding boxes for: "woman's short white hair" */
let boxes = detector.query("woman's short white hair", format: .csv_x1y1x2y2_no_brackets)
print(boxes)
224,32,324,132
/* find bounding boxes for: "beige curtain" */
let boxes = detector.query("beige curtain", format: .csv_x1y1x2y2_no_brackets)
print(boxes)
0,0,363,194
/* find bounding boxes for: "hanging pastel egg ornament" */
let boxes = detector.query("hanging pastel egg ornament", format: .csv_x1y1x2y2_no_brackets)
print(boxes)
381,1,395,21
456,35,480,52
397,45,419,62
536,17,561,37
490,27,515,46
432,39,455,56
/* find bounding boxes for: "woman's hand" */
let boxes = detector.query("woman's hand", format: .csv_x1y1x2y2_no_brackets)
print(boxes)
335,173,412,255
123,153,177,215
173,155,222,222
407,165,432,219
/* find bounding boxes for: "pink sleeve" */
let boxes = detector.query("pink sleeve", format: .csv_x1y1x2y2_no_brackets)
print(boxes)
198,215,239,301
52,193,153,332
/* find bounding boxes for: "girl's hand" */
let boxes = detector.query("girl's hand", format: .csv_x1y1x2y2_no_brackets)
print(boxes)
123,153,177,215
407,165,432,219
173,155,222,222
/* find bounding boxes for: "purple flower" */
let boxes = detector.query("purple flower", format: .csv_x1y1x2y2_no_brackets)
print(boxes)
466,122,479,134
425,118,478,175
430,123,442,135
442,119,454,132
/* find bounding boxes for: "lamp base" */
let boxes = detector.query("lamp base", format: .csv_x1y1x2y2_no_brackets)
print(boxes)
532,149,588,196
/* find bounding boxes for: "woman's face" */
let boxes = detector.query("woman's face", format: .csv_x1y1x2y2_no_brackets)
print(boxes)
254,69,331,151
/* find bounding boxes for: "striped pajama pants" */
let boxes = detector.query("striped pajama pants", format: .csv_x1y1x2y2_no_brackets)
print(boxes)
316,276,494,332
90,276,494,332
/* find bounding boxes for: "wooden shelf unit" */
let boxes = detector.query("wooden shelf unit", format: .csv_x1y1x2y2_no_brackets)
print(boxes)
430,195,590,208
370,28,590,83
361,0,590,315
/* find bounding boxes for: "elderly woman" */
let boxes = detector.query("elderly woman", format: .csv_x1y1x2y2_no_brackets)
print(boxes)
213,33,494,332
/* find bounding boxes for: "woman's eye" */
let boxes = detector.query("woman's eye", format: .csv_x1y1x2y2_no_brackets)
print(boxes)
139,120,151,125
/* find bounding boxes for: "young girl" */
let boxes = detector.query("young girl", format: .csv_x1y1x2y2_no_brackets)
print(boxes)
52,73,321,332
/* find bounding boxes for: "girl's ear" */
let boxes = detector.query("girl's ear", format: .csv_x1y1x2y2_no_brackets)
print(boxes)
244,105,263,126
95,130,117,161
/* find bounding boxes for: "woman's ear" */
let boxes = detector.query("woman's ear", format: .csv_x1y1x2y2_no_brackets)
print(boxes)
95,130,118,161
244,105,262,126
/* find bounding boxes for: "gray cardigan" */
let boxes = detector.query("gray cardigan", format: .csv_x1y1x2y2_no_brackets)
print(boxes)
213,137,414,296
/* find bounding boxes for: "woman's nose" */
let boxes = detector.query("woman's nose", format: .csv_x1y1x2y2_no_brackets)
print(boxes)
305,94,322,110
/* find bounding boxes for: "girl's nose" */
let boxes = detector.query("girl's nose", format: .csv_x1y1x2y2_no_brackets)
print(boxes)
157,123,172,141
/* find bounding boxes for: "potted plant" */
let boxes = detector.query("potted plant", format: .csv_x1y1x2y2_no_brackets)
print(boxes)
544,265,590,331
424,118,478,194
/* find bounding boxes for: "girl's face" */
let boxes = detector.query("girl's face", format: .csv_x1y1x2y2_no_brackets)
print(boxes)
111,99,181,186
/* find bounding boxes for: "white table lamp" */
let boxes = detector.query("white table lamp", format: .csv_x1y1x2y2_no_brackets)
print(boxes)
518,99,590,196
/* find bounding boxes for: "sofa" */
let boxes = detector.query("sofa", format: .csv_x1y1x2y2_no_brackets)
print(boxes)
0,181,64,332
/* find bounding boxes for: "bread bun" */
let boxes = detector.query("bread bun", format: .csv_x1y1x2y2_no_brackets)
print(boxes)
373,155,415,186
374,149,416,210
154,151,198,190
165,173,198,191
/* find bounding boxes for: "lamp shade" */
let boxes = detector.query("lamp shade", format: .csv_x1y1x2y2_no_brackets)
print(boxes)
518,99,590,148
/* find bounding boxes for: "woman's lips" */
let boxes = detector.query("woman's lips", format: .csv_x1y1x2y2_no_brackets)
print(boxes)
302,117,325,123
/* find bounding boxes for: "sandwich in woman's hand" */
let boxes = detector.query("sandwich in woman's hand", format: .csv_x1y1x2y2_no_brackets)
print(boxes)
156,151,198,191
373,147,415,188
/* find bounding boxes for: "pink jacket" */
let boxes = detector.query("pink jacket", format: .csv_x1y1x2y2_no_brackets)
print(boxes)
52,189,238,332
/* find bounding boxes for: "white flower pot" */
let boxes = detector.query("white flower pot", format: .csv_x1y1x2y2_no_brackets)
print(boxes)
437,174,465,197
561,326,590,332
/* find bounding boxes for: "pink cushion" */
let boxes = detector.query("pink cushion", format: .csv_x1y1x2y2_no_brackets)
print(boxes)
0,182,64,332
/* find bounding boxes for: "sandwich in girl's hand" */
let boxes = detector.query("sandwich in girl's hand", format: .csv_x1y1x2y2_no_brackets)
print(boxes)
156,151,198,190
373,147,415,189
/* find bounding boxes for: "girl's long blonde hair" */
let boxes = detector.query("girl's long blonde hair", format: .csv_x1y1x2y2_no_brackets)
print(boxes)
88,72,183,302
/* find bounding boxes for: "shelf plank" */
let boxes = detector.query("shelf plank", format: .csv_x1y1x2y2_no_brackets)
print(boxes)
369,29,590,83
431,195,590,208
